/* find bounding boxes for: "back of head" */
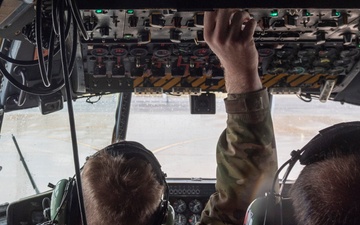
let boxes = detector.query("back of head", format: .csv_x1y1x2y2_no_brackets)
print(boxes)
244,122,360,225
81,149,165,225
290,153,360,225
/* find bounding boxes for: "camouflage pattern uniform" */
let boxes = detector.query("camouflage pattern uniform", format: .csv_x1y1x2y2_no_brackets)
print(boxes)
199,88,278,225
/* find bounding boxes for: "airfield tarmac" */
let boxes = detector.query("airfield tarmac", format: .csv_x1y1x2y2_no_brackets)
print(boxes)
1,94,360,203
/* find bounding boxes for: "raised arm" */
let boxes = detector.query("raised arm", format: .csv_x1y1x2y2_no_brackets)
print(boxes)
199,9,278,225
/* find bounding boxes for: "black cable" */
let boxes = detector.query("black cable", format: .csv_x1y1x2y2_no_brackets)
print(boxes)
271,158,292,196
68,19,78,76
64,0,72,40
0,0,77,95
46,29,55,82
49,0,76,76
264,158,292,225
58,1,88,225
35,0,51,87
0,62,64,95
0,0,72,67
14,69,27,106
297,93,312,102
52,0,60,36
0,48,58,66
86,95,102,104
67,0,89,40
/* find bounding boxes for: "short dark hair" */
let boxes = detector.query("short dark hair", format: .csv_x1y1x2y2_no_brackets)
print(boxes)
81,149,165,225
290,153,360,225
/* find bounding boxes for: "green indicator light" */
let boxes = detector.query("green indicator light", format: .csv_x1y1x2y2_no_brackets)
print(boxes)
332,10,341,17
270,10,278,17
302,10,311,17
127,9,134,14
95,9,103,14
124,34,134,39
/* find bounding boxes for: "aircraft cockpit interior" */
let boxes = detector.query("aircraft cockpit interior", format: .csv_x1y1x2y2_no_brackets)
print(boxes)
1,0,360,224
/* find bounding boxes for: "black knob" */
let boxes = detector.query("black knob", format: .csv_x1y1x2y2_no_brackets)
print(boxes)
129,16,138,27
170,29,182,43
98,27,111,37
150,13,166,28
172,16,182,28
261,17,271,29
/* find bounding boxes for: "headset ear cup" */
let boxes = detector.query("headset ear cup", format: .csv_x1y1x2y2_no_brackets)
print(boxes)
163,203,175,225
244,197,267,225
50,179,69,222
244,196,279,225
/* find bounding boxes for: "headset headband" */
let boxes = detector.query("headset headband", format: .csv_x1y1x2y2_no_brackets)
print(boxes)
89,141,166,185
299,121,360,165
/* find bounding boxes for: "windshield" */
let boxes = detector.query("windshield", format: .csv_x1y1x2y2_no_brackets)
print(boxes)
2,93,360,204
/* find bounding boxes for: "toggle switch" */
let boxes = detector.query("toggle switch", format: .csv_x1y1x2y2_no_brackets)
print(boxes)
194,13,204,27
338,12,349,28
316,31,327,45
170,29,182,43
97,26,111,38
172,16,183,28
284,14,298,28
137,30,151,44
261,17,271,30
128,15,139,27
150,13,166,28
342,32,353,46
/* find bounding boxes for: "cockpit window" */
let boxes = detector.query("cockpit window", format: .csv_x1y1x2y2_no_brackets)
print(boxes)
2,93,360,204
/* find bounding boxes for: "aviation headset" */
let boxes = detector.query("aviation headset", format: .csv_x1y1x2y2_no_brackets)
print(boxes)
244,121,360,225
47,141,175,225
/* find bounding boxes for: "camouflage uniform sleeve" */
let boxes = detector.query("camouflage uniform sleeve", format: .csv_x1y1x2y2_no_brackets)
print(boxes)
198,88,278,225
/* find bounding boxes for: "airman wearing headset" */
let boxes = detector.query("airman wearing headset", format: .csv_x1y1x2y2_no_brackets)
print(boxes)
200,8,360,225
48,141,174,225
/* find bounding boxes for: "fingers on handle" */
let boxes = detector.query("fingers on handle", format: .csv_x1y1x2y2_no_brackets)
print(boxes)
242,19,257,43
204,11,217,42
205,9,256,46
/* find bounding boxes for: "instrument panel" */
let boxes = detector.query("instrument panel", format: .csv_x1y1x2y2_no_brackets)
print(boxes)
75,8,360,97
168,178,215,225
2,2,360,113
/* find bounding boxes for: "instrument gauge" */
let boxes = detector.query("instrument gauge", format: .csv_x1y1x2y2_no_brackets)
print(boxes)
288,66,306,74
188,199,203,213
173,199,186,213
267,67,286,75
258,48,274,58
297,48,316,58
334,58,351,67
130,47,148,57
188,214,201,225
340,49,360,58
90,46,109,56
154,48,171,58
174,214,187,225
275,48,294,58
193,47,211,57
329,66,345,75
110,46,128,56
309,66,327,74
